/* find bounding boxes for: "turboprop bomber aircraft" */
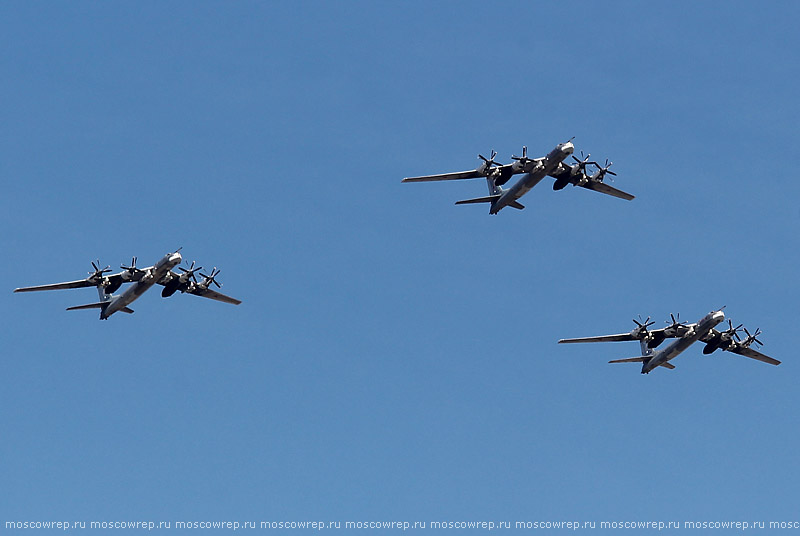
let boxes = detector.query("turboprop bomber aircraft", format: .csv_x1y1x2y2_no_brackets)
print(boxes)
558,308,780,374
14,249,241,319
402,139,634,214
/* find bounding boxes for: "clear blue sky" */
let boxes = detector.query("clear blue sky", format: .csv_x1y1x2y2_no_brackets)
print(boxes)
2,1,798,532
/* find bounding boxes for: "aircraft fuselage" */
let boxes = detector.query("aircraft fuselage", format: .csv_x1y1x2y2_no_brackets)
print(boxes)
101,252,182,319
490,142,574,214
641,310,725,373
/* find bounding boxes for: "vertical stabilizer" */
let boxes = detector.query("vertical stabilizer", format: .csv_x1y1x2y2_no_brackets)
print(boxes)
97,285,112,302
486,176,502,196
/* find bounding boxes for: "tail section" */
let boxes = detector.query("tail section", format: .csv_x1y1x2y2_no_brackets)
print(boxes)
97,285,112,302
455,195,501,206
454,177,513,210
609,354,674,371
66,301,109,313
486,176,502,196
66,301,133,318
608,357,648,364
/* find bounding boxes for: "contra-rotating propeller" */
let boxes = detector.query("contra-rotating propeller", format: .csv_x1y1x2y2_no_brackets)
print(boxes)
120,257,138,277
511,146,535,168
571,151,593,173
741,327,764,348
591,159,617,182
665,313,689,335
632,315,655,336
162,260,203,298
722,320,743,341
88,260,111,281
478,150,501,172
178,260,203,283
199,267,222,289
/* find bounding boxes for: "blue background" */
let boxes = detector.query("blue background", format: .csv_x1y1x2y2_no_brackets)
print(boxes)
2,1,798,532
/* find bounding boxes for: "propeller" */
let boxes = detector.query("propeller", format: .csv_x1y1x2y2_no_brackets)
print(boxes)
741,327,764,348
571,151,593,173
178,260,203,283
722,320,743,340
665,313,688,333
632,315,654,335
120,257,138,276
478,150,501,171
88,260,111,280
511,146,535,167
199,267,222,289
591,159,617,182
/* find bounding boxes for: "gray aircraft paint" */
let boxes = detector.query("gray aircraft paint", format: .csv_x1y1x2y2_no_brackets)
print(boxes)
488,141,574,214
100,251,182,319
14,249,241,320
640,310,725,373
402,139,633,213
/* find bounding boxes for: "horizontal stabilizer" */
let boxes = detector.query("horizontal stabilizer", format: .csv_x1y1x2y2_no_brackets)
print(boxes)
608,357,648,364
508,200,525,210
659,362,676,370
455,195,501,205
120,306,134,314
66,302,107,312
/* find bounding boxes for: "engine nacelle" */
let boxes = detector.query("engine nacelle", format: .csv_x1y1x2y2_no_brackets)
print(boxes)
647,332,667,349
162,279,180,297
105,276,123,294
552,176,570,191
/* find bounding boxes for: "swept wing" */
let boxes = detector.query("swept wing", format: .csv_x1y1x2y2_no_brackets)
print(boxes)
559,333,638,343
402,169,485,182
401,160,520,183
578,180,635,201
188,287,242,305
12,269,134,292
559,327,669,344
14,279,101,292
155,271,242,305
726,345,780,366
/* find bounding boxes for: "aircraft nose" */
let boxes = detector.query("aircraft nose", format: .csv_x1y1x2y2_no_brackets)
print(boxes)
562,142,574,156
171,252,182,264
713,310,725,322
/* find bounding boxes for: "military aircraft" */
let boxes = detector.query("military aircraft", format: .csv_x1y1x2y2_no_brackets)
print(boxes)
13,249,241,319
402,139,634,214
558,308,780,374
